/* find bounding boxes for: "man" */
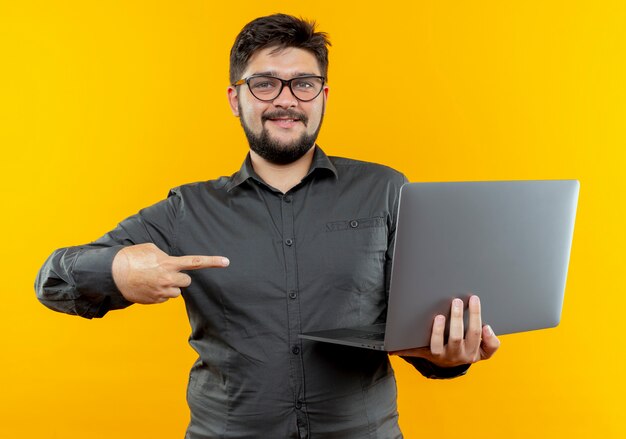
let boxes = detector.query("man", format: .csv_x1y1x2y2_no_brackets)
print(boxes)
36,14,499,438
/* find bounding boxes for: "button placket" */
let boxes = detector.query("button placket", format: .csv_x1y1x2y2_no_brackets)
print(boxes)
280,192,308,434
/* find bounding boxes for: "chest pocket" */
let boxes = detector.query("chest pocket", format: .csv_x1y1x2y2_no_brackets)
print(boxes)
322,216,388,294
325,216,385,232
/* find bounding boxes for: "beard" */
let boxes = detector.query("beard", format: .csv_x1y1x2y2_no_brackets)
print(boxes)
239,105,324,165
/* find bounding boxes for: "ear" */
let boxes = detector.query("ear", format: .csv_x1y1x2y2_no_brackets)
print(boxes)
322,85,329,114
227,86,240,117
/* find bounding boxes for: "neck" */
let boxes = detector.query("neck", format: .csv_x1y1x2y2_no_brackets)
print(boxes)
250,146,316,194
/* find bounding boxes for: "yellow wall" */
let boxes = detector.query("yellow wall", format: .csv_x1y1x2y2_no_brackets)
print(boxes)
2,1,624,437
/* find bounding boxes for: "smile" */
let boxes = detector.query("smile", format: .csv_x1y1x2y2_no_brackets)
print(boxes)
267,118,302,128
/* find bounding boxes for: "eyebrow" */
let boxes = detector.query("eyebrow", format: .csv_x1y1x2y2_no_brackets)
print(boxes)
250,71,321,78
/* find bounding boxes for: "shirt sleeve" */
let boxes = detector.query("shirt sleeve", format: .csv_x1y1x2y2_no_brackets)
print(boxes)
34,187,182,319
401,356,470,379
384,173,409,300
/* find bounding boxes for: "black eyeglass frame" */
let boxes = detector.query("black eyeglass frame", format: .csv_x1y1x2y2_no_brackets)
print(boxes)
232,75,326,102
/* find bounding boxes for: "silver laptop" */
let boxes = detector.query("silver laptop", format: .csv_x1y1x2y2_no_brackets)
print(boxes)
299,180,580,351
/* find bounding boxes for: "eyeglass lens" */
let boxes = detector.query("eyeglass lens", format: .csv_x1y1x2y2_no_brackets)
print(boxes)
247,76,324,101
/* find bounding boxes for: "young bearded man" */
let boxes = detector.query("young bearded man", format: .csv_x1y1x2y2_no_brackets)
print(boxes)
36,14,499,438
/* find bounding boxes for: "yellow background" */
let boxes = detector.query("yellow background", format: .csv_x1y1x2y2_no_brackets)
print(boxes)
2,1,625,437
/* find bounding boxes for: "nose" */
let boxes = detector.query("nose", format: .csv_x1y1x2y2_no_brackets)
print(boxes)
272,83,298,108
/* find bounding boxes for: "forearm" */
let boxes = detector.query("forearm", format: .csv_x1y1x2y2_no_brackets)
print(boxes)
35,188,182,318
35,244,132,318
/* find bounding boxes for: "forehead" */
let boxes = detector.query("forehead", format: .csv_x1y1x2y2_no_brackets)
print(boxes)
243,46,321,78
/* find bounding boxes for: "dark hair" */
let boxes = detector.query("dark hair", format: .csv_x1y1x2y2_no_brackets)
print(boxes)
229,14,331,85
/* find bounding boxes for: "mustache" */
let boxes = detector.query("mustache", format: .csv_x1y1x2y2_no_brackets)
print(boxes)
262,110,308,126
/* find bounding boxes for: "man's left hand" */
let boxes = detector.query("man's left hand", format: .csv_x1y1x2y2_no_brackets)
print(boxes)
391,295,500,367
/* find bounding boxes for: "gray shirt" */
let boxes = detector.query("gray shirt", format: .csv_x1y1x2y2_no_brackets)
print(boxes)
36,146,468,439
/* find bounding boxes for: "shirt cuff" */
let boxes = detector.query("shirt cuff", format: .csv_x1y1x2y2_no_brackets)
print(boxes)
72,245,131,316
401,356,471,379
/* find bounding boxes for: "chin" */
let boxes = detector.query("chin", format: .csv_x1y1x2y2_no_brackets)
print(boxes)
269,134,306,146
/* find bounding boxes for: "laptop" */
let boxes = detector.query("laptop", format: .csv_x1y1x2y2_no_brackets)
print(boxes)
299,180,580,351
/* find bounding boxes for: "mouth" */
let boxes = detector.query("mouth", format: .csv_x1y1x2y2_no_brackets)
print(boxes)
263,112,307,129
267,117,301,128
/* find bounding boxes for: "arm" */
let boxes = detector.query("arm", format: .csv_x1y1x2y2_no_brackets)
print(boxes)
35,188,181,318
400,357,471,379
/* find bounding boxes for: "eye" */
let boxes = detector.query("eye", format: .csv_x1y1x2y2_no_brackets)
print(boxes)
253,81,275,89
250,77,279,90
293,79,315,89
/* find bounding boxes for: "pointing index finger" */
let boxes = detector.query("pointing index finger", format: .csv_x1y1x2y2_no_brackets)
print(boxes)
169,255,230,271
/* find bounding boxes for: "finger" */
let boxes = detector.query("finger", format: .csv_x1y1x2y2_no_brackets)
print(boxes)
151,287,182,304
161,287,182,299
447,298,465,350
466,295,483,352
430,315,446,357
170,272,192,288
167,255,230,271
480,325,501,359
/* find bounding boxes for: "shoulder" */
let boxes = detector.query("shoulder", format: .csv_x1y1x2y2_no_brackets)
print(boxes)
166,176,232,201
329,156,408,186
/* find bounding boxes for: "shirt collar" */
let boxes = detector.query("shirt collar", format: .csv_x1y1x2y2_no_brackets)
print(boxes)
225,145,338,193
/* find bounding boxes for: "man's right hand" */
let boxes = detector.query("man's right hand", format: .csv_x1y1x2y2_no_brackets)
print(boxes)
111,243,230,304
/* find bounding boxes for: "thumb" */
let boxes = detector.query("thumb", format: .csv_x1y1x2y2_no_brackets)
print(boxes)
480,325,501,360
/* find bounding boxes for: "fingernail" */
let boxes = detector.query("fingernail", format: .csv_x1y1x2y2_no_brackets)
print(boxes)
470,295,479,306
454,298,463,309
221,257,230,266
486,325,493,336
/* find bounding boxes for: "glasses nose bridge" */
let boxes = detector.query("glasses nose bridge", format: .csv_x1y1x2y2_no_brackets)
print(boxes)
273,78,299,103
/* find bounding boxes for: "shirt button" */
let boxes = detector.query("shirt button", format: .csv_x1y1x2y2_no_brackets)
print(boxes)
285,238,293,246
289,291,297,299
283,196,292,203
350,220,359,228
295,400,303,409
292,346,300,355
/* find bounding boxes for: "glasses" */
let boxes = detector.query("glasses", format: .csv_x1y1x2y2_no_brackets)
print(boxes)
233,75,326,102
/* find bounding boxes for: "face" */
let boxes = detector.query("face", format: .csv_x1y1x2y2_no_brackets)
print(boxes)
228,46,329,165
